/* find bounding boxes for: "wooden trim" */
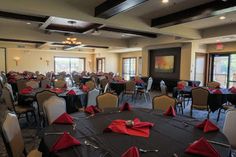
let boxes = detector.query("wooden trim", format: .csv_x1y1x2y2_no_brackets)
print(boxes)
96,57,106,72
0,38,45,44
100,27,157,38
0,11,48,23
95,0,148,19
0,47,7,73
151,0,236,28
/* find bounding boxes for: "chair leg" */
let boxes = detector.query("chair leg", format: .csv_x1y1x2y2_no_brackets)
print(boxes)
144,93,147,103
26,113,29,122
207,110,210,119
217,108,222,122
33,111,37,124
190,105,193,117
148,92,151,102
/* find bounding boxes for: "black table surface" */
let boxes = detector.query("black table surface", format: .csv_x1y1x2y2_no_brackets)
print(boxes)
109,81,126,95
38,108,230,157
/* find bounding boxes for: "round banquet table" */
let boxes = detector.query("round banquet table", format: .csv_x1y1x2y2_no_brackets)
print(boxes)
38,108,230,157
173,86,236,112
18,87,87,113
109,81,126,95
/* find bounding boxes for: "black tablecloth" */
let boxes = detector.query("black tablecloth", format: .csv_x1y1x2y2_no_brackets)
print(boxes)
109,82,125,95
18,88,86,114
173,87,236,112
38,108,230,157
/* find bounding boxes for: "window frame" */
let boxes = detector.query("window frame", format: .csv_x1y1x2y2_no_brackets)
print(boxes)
54,56,86,73
96,57,105,72
122,57,137,80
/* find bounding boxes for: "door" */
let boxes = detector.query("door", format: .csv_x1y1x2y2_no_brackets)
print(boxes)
212,55,229,88
194,53,206,86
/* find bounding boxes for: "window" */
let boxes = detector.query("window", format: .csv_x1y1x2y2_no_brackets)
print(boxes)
54,57,85,73
122,58,136,80
96,58,105,72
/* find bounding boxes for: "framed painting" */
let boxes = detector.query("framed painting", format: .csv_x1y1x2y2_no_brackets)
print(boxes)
155,55,174,73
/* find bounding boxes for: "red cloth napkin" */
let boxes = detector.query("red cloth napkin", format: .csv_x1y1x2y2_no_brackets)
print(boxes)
53,113,74,125
85,106,101,114
67,90,76,95
212,89,222,94
177,83,184,90
46,84,51,88
50,132,81,152
104,118,154,138
229,86,236,93
20,87,33,94
82,85,89,92
122,146,140,157
185,137,220,157
50,88,63,94
196,119,219,133
164,106,176,117
120,102,131,111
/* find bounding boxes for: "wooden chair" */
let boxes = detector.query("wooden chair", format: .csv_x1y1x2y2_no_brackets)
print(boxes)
1,112,42,157
122,81,136,101
85,80,96,91
207,81,221,89
40,79,50,88
54,79,66,88
97,93,119,110
190,87,210,118
16,79,27,92
2,87,37,123
152,95,176,111
26,80,39,89
43,96,66,125
100,79,109,92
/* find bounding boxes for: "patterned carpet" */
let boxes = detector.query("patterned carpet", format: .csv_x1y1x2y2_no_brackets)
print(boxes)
0,91,226,157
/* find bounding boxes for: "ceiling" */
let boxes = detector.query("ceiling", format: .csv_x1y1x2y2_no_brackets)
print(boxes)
0,0,236,49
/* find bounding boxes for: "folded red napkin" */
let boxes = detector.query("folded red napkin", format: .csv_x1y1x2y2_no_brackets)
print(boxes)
85,106,101,114
120,102,131,111
20,87,33,94
164,106,176,117
104,118,154,138
53,113,74,124
122,146,140,157
185,137,220,157
46,84,51,88
50,88,63,93
82,85,89,92
177,83,184,90
229,86,236,93
196,119,219,133
212,89,222,94
67,90,76,95
50,132,81,152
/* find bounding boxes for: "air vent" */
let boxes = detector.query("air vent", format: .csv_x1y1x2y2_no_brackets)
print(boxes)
17,45,25,48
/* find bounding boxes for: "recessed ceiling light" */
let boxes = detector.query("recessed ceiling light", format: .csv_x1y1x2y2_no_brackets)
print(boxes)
216,39,221,42
219,16,226,20
162,0,169,3
26,22,31,25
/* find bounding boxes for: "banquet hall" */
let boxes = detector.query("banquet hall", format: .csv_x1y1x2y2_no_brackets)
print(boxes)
0,0,236,157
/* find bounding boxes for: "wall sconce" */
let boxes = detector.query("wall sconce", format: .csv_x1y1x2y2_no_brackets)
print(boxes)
13,57,20,66
46,60,50,66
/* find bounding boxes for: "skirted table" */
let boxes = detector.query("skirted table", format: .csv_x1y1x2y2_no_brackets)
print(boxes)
38,108,230,157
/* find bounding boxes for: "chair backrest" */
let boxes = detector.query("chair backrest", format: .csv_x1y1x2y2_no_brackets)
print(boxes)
97,93,119,110
160,84,167,95
41,79,50,88
1,73,7,84
16,79,27,92
54,79,66,88
5,83,14,102
125,81,136,91
1,112,25,157
191,87,209,107
0,75,4,88
104,83,109,93
100,79,109,90
147,77,153,91
26,80,39,89
36,74,46,80
87,89,100,106
223,109,236,148
85,81,95,91
43,96,66,125
73,75,81,85
36,90,57,115
152,95,176,111
1,88,14,110
160,80,165,86
178,80,188,87
207,81,220,89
